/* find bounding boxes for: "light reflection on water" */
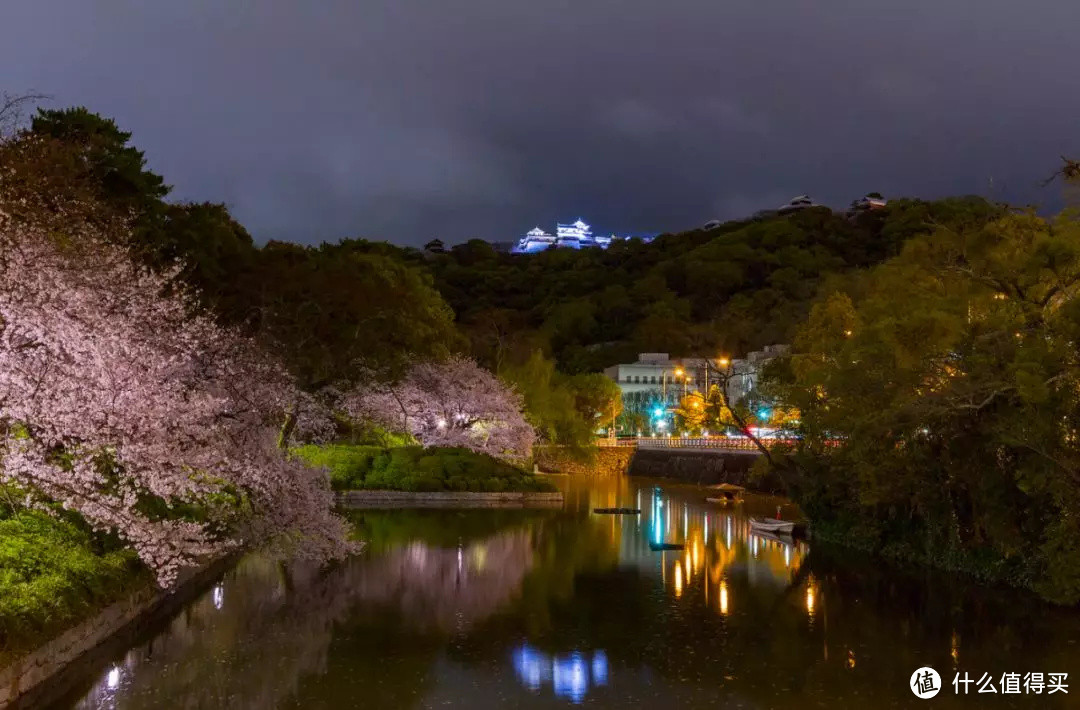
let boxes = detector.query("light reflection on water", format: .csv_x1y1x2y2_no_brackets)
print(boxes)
45,477,1080,709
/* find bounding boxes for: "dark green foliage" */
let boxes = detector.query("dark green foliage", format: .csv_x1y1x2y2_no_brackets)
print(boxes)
292,444,556,493
499,351,606,448
241,241,463,387
30,107,170,211
775,211,1080,603
431,199,1006,374
0,508,147,659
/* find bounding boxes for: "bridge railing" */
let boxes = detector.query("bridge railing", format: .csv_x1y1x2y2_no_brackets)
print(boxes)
596,436,768,451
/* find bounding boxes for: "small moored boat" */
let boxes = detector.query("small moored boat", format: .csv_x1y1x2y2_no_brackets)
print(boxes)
593,507,641,515
751,528,793,545
648,542,685,551
748,517,796,535
705,483,745,505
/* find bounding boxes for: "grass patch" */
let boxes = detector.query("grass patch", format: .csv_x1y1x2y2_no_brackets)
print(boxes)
0,509,148,661
293,444,556,493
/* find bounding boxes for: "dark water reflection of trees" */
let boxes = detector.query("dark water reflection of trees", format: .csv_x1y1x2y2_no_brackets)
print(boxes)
54,478,1080,709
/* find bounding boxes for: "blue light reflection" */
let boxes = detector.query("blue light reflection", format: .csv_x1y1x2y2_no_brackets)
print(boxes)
513,644,609,703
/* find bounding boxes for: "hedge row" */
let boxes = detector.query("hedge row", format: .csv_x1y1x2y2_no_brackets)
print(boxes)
292,444,556,493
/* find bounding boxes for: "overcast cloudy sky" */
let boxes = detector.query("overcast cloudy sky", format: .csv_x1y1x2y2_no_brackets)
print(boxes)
3,1,1078,246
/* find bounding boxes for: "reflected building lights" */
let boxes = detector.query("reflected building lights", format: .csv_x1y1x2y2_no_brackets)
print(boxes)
212,584,224,610
719,580,729,616
591,650,608,686
513,644,607,703
806,584,816,616
674,562,684,597
552,653,588,703
107,666,121,690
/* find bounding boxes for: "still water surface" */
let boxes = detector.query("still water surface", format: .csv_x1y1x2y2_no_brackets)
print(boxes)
50,477,1080,708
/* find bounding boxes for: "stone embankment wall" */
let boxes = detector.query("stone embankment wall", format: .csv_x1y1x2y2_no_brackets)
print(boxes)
534,446,635,477
629,449,784,492
335,490,564,509
1,556,234,709
533,446,784,492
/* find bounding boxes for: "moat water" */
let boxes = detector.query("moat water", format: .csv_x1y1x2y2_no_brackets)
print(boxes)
46,477,1080,708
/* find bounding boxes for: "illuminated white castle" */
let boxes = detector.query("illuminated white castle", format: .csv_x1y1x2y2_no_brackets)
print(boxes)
512,218,646,254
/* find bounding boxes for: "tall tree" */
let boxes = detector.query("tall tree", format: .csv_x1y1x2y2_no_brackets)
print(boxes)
0,182,349,586
777,210,1080,602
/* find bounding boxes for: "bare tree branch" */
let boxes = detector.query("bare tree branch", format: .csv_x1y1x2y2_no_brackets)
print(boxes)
0,91,50,138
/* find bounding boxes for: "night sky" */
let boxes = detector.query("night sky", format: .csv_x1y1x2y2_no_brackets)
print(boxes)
3,1,1078,247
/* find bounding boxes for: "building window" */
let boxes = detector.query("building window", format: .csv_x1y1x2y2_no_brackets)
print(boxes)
634,376,641,383
651,375,658,384
625,375,632,383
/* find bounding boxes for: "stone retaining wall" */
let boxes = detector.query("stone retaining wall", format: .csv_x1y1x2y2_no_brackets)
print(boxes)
628,448,784,492
534,446,634,477
1,555,234,709
335,490,565,509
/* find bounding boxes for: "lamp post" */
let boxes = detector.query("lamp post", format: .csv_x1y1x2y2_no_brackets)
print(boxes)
675,366,687,399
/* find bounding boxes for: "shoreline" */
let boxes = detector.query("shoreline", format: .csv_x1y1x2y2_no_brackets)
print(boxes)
1,555,236,709
334,490,565,505
334,490,565,509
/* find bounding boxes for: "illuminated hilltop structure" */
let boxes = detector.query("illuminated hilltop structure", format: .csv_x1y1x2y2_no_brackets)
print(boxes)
512,218,650,254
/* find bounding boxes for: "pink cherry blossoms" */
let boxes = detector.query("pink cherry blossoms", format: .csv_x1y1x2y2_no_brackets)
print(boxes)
345,357,535,461
0,202,351,586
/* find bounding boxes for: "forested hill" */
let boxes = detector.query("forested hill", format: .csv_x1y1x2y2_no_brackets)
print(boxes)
420,198,1005,373
18,106,1006,382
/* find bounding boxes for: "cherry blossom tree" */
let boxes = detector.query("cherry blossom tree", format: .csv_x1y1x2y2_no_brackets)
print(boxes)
345,357,535,460
0,185,351,586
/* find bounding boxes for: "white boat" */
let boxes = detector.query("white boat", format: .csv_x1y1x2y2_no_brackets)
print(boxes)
748,517,796,535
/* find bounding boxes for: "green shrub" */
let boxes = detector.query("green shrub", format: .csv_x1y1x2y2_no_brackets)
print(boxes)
294,444,556,493
292,444,384,490
0,509,147,659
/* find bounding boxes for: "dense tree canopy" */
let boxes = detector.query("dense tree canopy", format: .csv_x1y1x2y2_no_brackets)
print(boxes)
774,210,1080,602
0,175,349,586
425,198,1007,374
14,109,462,388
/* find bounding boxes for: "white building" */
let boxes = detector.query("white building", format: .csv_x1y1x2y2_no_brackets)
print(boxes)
603,353,708,408
603,346,790,407
511,218,651,254
515,226,556,253
556,219,592,247
778,195,817,213
725,344,790,405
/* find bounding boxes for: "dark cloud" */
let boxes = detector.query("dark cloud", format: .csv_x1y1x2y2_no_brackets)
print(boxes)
3,0,1077,246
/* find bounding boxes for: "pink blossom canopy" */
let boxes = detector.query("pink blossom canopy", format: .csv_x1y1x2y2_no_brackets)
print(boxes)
0,200,351,585
346,357,535,460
